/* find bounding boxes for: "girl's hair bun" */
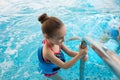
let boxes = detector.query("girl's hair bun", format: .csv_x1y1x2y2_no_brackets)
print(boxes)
38,13,49,23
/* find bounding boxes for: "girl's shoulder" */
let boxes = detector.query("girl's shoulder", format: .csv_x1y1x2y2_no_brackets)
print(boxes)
43,44,51,55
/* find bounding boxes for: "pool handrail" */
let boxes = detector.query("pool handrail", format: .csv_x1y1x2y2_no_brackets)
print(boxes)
85,36,120,79
80,58,85,80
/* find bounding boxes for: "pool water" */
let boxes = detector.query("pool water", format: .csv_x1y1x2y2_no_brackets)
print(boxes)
0,0,120,80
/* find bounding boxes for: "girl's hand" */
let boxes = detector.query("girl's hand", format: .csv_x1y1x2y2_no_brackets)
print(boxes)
82,54,88,62
79,45,88,58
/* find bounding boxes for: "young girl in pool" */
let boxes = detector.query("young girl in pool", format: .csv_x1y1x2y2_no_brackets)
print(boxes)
37,13,88,80
101,26,120,42
100,27,120,52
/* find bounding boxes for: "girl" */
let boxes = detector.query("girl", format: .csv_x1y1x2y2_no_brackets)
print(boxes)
37,13,88,80
101,27,120,43
100,27,120,52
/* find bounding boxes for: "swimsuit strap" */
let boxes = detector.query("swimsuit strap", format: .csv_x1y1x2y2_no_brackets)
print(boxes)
43,40,60,54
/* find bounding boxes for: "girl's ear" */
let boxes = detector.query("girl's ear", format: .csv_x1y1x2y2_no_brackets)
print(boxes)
44,33,49,39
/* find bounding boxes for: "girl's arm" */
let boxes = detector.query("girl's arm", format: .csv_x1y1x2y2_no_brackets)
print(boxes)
61,43,78,57
45,45,88,69
61,43,88,61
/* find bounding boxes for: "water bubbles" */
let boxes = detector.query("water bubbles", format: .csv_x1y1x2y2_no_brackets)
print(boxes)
104,39,119,51
23,71,30,78
5,48,17,55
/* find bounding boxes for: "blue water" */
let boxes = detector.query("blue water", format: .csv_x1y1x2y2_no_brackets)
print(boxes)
0,0,120,80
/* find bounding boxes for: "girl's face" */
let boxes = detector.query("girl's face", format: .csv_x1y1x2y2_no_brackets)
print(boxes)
48,26,66,45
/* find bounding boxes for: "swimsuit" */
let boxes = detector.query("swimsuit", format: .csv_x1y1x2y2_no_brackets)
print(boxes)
38,40,65,77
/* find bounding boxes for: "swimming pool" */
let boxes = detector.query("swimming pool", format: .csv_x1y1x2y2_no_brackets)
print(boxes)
0,0,120,80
